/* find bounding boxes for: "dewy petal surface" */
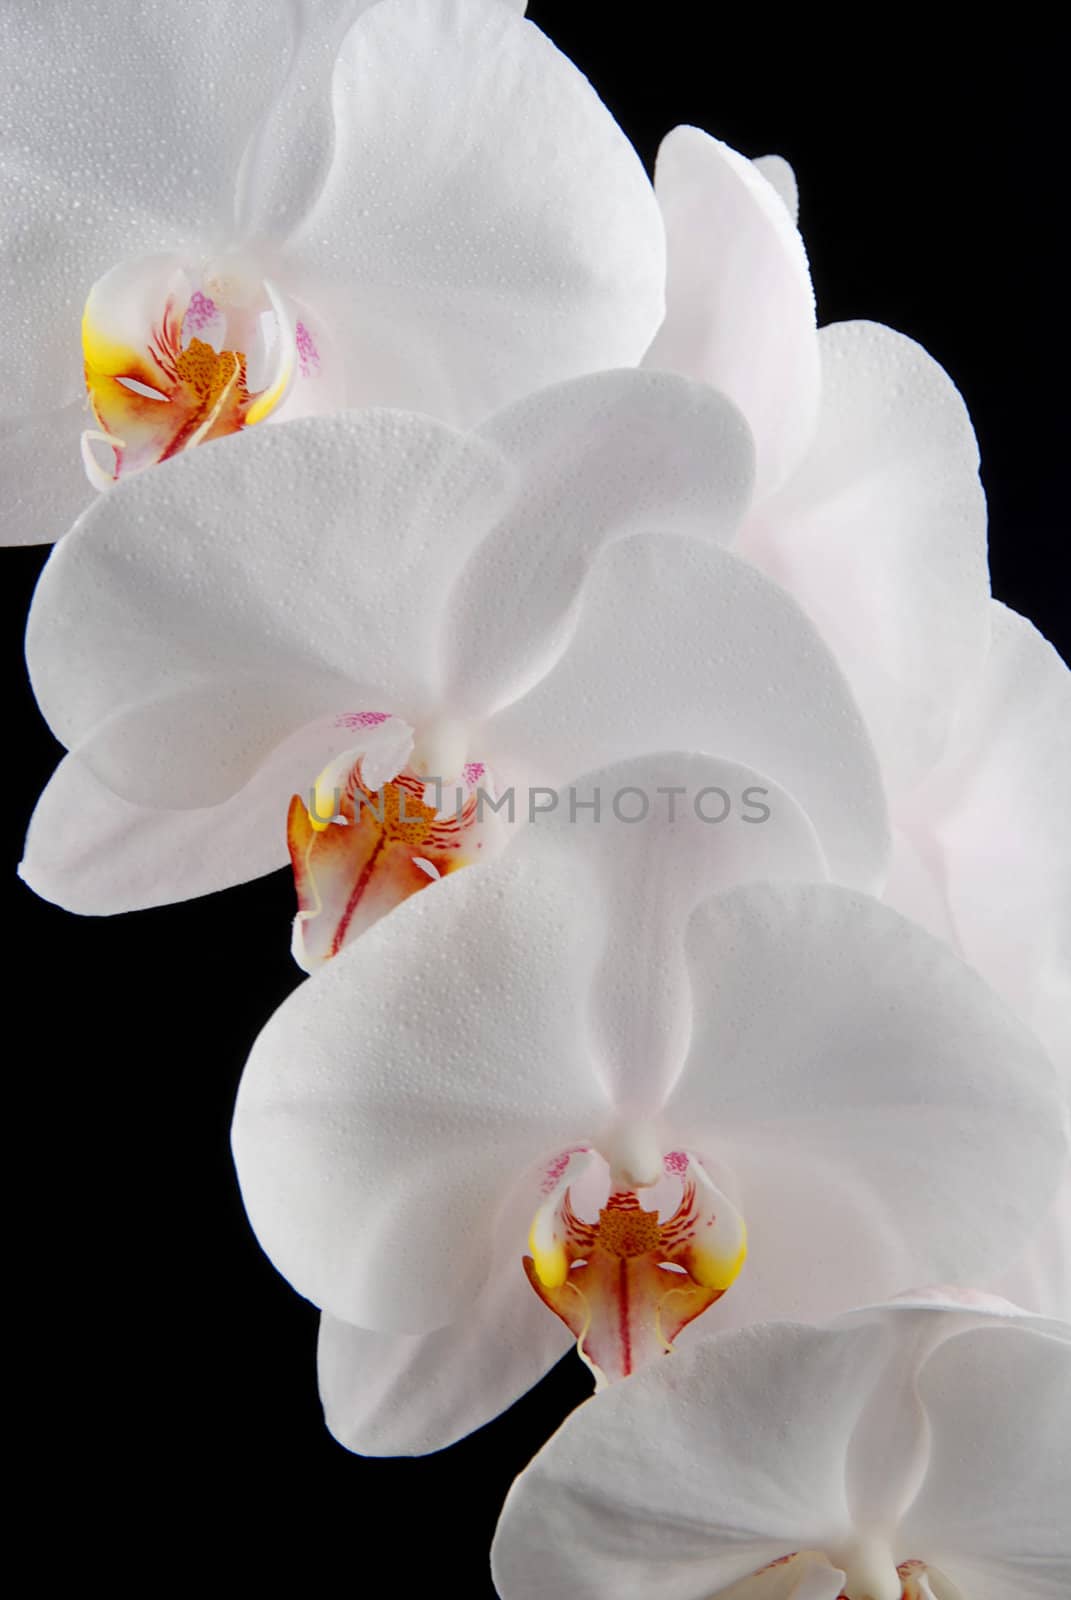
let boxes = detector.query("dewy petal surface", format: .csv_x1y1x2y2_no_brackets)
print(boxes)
25,370,758,843
232,749,826,1335
0,402,94,547
512,752,827,1111
26,410,510,808
318,1178,570,1458
235,769,1064,1423
741,321,989,798
233,847,609,1331
0,0,297,416
492,1310,1071,1600
444,370,755,716
282,0,665,426
668,883,1066,1319
644,125,819,498
481,533,890,892
491,1321,886,1600
19,714,367,915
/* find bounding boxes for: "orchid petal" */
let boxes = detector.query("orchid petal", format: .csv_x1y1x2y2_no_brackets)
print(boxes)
919,603,1071,1067
232,849,609,1330
282,0,665,426
902,1323,1071,1598
753,154,800,224
27,411,508,807
645,126,819,497
444,371,754,717
666,884,1067,1322
516,752,826,1110
0,402,94,547
491,1322,883,1599
481,533,890,891
0,0,296,417
18,713,380,916
318,1174,569,1458
493,1310,1071,1600
741,321,989,798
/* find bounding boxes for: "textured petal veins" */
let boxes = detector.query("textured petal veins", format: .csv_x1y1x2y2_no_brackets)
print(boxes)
288,738,485,970
525,1150,747,1387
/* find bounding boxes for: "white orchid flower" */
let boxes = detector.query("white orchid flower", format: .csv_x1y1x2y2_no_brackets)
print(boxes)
0,0,662,544
231,768,1065,1452
21,370,891,963
642,130,1068,1077
644,128,989,804
491,1295,1071,1600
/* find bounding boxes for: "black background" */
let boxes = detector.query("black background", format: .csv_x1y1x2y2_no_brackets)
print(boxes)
7,9,1067,1587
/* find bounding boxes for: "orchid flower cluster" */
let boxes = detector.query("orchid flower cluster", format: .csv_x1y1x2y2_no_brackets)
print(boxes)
4,2,1069,1595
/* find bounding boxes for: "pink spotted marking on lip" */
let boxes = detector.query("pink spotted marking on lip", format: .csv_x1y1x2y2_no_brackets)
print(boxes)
296,320,320,379
183,290,218,333
334,711,389,729
540,1145,590,1196
462,762,485,785
663,1150,688,1176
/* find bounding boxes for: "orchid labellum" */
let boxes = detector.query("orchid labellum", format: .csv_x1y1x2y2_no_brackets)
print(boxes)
0,0,662,543
21,371,890,966
231,755,1064,1453
491,1298,1071,1600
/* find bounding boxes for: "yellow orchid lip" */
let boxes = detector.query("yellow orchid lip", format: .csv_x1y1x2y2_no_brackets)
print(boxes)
79,254,301,487
525,1147,747,1387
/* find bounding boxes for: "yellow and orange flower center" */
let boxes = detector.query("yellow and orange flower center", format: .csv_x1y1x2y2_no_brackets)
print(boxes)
80,258,300,488
288,731,486,970
525,1151,747,1387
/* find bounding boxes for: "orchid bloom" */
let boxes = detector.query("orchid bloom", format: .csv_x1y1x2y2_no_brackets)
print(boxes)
644,128,990,803
231,759,1065,1453
0,0,662,544
491,1296,1071,1600
642,131,1069,1073
22,370,891,965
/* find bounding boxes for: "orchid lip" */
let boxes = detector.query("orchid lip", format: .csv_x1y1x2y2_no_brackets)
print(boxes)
525,1143,747,1387
79,252,303,487
288,714,490,970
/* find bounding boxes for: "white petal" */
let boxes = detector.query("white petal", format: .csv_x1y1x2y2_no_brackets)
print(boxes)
0,402,93,547
318,1181,569,1456
882,825,960,950
481,533,890,890
922,603,1071,1066
742,321,989,798
645,126,819,498
665,884,1067,1321
989,1167,1071,1320
27,411,508,807
443,371,754,717
902,1322,1071,1598
0,0,297,414
19,713,364,915
510,752,826,1110
753,154,800,224
492,1322,891,1600
283,0,665,425
232,850,608,1329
